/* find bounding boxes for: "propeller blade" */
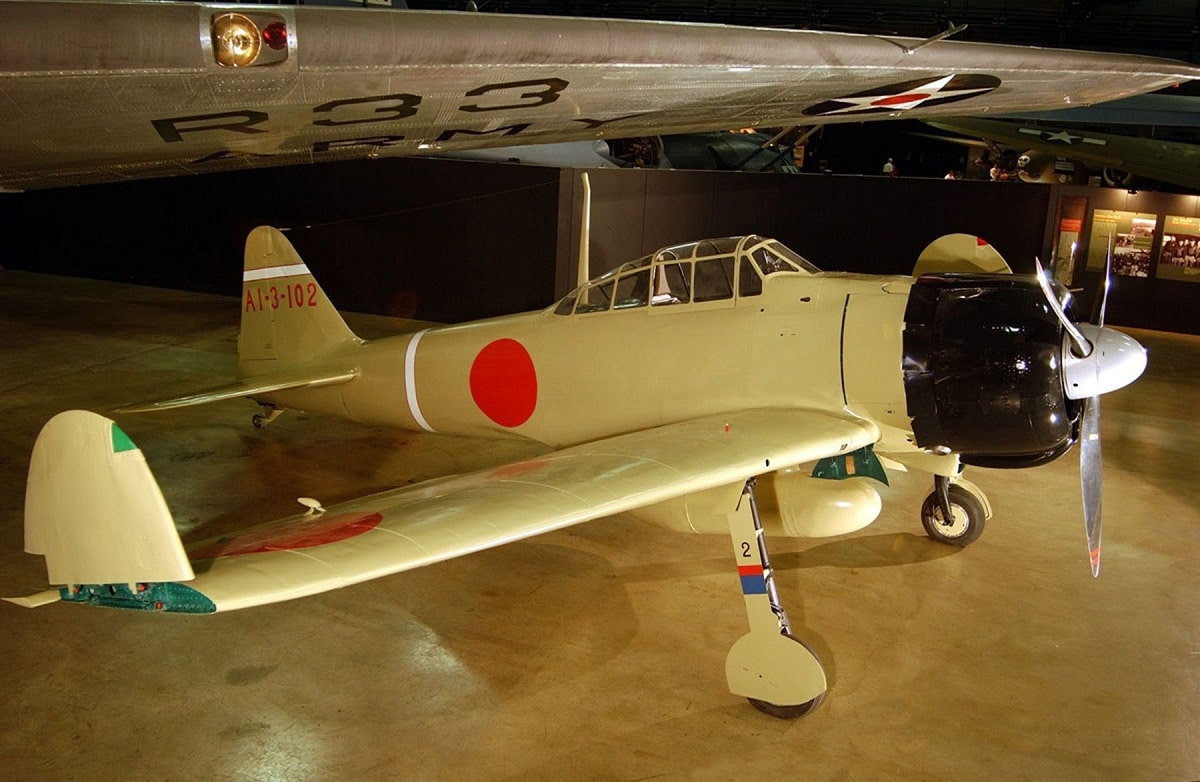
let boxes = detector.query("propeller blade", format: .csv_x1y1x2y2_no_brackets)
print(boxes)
1097,234,1113,328
1080,395,1102,577
1034,258,1092,357
1034,252,1143,576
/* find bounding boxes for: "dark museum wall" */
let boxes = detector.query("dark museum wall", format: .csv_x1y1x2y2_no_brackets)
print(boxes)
0,158,560,324
558,169,1051,289
2,158,1198,334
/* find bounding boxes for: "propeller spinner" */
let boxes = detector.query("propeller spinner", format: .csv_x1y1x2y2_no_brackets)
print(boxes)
1033,259,1146,576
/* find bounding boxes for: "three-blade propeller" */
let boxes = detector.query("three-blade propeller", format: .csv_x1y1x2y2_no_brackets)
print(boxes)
1033,254,1146,576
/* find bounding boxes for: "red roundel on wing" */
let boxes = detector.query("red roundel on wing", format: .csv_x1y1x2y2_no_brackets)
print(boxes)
470,338,537,428
872,92,931,107
188,512,383,561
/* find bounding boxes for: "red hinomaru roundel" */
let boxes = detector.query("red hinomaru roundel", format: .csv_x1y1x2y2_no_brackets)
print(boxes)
469,338,538,428
188,512,383,561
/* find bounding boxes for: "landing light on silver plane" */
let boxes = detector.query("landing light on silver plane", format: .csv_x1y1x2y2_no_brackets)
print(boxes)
212,11,288,68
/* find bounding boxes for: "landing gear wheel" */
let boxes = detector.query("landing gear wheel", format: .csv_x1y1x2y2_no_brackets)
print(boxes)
748,690,826,719
921,484,986,546
252,406,283,430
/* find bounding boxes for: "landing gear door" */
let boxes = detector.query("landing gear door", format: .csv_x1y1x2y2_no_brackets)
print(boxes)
840,290,909,431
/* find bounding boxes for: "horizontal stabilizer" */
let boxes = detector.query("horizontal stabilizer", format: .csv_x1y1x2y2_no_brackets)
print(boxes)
113,366,358,413
25,410,193,586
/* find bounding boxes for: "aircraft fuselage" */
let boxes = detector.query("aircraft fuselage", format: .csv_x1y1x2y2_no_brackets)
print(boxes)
264,270,916,452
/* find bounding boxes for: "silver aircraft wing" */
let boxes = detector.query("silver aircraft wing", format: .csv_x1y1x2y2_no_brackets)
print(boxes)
1,1,1199,190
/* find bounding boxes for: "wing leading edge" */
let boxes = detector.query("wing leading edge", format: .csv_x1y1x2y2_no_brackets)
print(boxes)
8,408,879,612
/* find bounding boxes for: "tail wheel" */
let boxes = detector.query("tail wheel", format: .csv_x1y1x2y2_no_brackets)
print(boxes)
921,484,986,546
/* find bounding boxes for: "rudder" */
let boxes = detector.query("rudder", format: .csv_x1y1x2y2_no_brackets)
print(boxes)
912,234,1013,277
239,226,360,379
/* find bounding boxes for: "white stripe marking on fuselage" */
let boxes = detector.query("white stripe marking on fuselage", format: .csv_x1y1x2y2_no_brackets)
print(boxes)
243,264,311,283
405,329,435,433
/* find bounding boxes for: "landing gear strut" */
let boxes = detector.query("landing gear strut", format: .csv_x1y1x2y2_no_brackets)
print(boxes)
724,479,826,718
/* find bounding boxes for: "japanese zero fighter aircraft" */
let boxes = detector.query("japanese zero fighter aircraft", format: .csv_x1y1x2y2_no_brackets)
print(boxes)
2,1,1200,190
7,221,1147,718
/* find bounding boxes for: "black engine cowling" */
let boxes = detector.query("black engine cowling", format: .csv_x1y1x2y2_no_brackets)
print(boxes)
903,274,1081,468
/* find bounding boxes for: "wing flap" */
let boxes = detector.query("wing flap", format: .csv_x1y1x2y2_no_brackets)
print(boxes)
113,366,358,413
187,408,879,611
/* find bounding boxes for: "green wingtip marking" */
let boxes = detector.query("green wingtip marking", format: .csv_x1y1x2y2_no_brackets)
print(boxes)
110,423,137,453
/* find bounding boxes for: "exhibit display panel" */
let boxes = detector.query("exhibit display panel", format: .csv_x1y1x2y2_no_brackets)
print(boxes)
1087,209,1157,278
1158,216,1200,284
1050,195,1087,286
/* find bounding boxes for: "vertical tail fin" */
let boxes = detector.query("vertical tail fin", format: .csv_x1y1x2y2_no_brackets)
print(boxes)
912,234,1013,277
238,227,360,379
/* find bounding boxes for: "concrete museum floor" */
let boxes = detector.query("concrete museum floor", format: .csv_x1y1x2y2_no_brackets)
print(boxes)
0,269,1197,780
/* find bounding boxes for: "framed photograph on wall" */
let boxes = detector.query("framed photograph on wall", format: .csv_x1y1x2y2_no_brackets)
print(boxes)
1157,215,1200,283
1087,209,1157,277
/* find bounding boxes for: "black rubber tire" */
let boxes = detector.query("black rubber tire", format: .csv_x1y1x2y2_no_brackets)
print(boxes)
748,690,826,719
921,484,986,547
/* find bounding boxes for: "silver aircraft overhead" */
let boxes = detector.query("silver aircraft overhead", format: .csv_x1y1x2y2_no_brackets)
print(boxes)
1,1,1199,190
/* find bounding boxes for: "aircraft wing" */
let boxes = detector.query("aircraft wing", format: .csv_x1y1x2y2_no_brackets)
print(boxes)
927,117,1200,190
2,2,1199,190
9,408,879,613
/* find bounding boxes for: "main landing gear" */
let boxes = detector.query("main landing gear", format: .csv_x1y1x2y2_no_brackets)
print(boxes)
251,404,284,430
719,468,991,716
920,474,990,546
724,479,826,719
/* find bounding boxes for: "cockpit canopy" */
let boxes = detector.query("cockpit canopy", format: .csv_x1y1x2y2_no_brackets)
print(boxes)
553,235,819,316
